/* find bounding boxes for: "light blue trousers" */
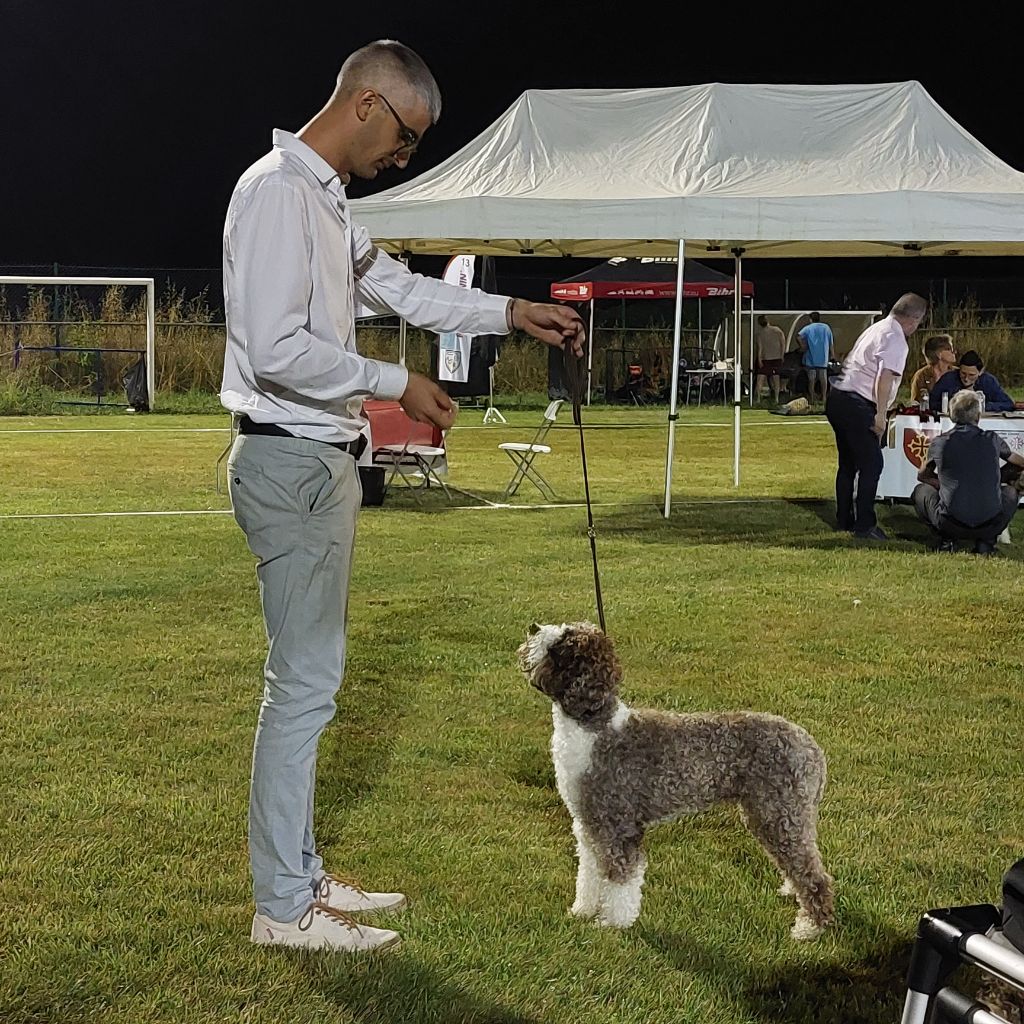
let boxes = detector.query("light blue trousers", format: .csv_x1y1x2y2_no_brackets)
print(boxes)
228,433,361,923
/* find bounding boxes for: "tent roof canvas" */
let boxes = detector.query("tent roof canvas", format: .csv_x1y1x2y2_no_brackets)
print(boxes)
351,81,1024,258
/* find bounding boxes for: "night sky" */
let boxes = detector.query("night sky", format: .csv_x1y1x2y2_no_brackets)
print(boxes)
3,1,1021,285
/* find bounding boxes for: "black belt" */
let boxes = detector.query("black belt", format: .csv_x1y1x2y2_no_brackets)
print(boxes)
238,415,367,459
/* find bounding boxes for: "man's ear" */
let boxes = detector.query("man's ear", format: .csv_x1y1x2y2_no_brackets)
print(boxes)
354,89,375,124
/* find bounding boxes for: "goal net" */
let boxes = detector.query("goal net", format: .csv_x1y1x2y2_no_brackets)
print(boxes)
0,275,155,410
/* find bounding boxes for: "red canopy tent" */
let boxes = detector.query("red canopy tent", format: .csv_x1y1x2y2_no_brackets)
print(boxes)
550,256,754,300
551,257,754,402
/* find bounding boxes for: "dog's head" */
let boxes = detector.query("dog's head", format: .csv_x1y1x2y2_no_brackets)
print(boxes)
517,622,622,726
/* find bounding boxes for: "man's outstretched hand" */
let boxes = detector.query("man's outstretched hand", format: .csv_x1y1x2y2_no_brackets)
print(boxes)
399,372,457,431
512,300,586,357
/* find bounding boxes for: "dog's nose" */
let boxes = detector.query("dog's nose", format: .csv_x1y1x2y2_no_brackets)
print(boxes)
528,622,541,636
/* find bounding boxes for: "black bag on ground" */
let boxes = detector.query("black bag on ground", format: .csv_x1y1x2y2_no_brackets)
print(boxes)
122,357,149,411
359,465,385,507
1003,858,1024,952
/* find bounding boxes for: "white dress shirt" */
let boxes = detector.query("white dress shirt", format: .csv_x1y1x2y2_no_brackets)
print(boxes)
832,314,908,408
221,130,512,443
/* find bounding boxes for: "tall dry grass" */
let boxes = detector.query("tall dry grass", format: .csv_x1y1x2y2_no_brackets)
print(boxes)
1,286,1021,411
940,300,1024,382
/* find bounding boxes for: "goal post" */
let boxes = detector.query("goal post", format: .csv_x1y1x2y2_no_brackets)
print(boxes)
0,275,156,410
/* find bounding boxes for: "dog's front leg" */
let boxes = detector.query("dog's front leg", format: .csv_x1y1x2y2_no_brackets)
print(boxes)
595,844,647,929
569,819,602,919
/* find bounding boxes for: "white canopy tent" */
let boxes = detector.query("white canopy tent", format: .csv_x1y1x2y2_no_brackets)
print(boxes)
350,81,1024,514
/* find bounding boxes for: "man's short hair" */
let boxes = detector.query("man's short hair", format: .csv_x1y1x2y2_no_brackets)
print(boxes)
949,388,983,425
809,311,820,322
758,315,768,327
959,349,985,369
922,334,954,364
890,292,928,320
336,40,442,123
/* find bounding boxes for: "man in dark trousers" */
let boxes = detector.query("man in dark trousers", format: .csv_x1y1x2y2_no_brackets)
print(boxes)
825,293,927,540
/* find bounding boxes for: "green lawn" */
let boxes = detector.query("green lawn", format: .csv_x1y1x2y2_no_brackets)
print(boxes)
1,406,1022,1024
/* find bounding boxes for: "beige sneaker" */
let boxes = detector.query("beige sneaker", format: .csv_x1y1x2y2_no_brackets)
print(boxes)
251,902,401,953
315,873,408,915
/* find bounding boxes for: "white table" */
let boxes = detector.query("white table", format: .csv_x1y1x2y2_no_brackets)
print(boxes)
878,413,1024,503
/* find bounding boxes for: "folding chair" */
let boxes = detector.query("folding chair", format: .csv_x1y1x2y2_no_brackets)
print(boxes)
374,429,450,505
498,399,562,500
679,347,719,406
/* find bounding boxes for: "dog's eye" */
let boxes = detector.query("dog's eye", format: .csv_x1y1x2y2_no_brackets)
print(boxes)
528,622,541,636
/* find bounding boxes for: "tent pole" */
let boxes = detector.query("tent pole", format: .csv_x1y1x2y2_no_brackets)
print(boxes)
586,297,596,405
748,297,755,407
698,297,702,346
398,251,410,366
732,248,744,487
663,240,686,518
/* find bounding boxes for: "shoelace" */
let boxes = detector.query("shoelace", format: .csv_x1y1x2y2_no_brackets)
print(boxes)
316,874,366,903
297,902,362,933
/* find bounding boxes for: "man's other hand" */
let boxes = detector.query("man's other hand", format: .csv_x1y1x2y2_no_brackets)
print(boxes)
399,372,457,430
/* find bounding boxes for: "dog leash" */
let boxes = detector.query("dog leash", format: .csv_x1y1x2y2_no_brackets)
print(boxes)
562,346,607,632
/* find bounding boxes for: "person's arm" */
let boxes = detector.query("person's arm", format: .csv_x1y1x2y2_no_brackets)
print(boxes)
827,327,835,362
352,224,584,355
797,328,808,355
917,458,939,486
908,367,924,401
1008,452,1024,469
983,374,1015,412
872,369,901,436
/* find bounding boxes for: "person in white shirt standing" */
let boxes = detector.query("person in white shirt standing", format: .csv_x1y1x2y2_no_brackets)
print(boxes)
222,40,585,954
824,293,927,540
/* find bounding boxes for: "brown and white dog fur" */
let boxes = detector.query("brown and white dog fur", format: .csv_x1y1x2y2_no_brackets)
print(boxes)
518,622,834,939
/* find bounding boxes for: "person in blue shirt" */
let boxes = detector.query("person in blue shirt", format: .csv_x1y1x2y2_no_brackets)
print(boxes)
931,349,1015,414
798,312,835,405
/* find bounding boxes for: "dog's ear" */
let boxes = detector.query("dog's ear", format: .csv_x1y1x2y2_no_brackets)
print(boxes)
541,626,621,723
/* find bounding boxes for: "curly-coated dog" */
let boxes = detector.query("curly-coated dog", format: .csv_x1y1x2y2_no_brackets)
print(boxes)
518,622,834,940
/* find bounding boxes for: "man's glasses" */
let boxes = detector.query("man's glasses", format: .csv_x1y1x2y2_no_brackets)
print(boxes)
378,93,419,155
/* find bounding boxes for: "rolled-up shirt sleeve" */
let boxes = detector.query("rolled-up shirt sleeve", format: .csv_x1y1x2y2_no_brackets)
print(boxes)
228,182,408,403
351,224,512,337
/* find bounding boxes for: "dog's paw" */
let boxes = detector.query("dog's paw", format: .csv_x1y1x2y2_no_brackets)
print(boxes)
595,911,637,929
778,878,797,898
569,902,600,920
595,918,632,929
790,911,828,942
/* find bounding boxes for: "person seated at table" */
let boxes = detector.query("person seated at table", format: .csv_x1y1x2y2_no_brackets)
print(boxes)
931,349,1015,413
913,389,1024,554
909,334,957,405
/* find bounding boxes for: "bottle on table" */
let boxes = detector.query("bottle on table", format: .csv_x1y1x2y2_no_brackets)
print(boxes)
919,390,930,422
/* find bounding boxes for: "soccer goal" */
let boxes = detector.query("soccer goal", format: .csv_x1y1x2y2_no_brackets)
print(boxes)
743,309,879,404
0,275,156,410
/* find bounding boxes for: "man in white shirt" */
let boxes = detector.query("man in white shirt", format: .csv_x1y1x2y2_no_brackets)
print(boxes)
824,293,927,540
222,40,585,954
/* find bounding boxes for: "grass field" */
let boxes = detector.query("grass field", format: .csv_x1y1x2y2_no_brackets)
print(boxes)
2,405,1022,1024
